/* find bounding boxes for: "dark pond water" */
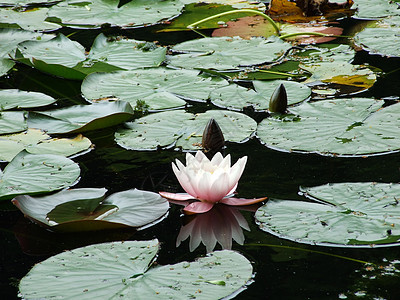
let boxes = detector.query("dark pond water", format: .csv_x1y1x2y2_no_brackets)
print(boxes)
1,17,400,300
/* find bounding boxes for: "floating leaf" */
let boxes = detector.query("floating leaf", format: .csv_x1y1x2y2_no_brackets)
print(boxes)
28,101,134,134
299,44,376,95
0,111,27,134
19,240,253,299
0,0,56,4
0,129,92,162
13,188,169,231
48,0,184,28
255,182,400,246
181,0,266,10
354,16,400,58
168,36,292,70
257,98,400,156
0,151,80,201
212,15,278,39
0,89,56,110
0,28,54,76
82,68,228,111
0,7,61,31
351,0,400,19
210,80,310,111
115,109,257,151
86,33,166,69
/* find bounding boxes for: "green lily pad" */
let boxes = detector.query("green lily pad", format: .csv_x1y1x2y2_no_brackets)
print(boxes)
13,188,169,231
27,100,134,134
354,16,400,58
0,0,57,4
15,33,169,80
255,182,400,246
299,44,376,95
86,33,166,69
48,0,184,28
19,239,253,299
0,151,80,201
257,98,400,156
0,89,56,110
168,36,292,70
351,0,400,19
210,80,311,111
82,68,229,111
0,111,27,134
0,28,54,76
0,129,92,162
115,109,257,151
0,7,61,31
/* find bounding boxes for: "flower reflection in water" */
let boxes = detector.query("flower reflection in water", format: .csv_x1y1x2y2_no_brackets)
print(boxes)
176,204,255,253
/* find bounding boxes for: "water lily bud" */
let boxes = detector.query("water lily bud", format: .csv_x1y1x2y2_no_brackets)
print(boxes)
269,83,288,114
202,118,225,152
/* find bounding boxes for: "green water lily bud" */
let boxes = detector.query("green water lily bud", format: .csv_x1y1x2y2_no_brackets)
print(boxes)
269,83,288,113
202,118,225,152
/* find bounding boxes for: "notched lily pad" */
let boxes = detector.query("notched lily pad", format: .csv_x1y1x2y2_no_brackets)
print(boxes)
210,80,311,111
354,16,400,58
0,128,92,162
0,151,80,201
168,36,292,70
12,188,169,231
48,0,184,28
82,68,229,111
19,239,253,299
27,100,134,134
256,182,400,247
115,109,257,151
15,33,167,80
256,98,400,156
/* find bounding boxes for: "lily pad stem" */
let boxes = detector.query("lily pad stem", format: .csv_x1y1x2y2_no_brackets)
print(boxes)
187,9,280,36
279,32,345,40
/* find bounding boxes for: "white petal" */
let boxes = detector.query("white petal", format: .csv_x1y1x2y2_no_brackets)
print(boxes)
228,156,247,188
195,150,207,163
196,171,213,201
209,172,231,202
219,154,231,169
210,152,223,165
173,163,197,197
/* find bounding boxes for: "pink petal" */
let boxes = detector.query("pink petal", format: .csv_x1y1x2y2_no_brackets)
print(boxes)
159,191,195,201
183,201,214,214
220,197,267,206
209,172,231,202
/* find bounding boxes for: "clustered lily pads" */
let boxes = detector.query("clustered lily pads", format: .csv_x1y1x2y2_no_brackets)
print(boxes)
0,0,399,298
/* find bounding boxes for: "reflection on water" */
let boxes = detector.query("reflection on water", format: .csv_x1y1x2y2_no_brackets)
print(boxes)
176,204,252,253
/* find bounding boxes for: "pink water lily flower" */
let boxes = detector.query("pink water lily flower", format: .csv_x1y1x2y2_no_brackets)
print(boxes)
160,151,266,214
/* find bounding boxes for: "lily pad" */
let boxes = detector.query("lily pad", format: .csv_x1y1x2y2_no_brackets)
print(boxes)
168,36,292,70
299,44,376,95
0,89,56,110
0,28,54,76
0,111,27,134
86,33,167,69
0,7,61,31
351,0,400,19
210,80,311,111
27,100,134,134
115,109,257,151
0,0,57,4
48,0,184,28
12,188,169,231
255,182,400,246
0,129,92,162
82,68,229,111
256,98,400,156
0,151,80,201
19,239,253,299
354,16,400,58
15,33,167,79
